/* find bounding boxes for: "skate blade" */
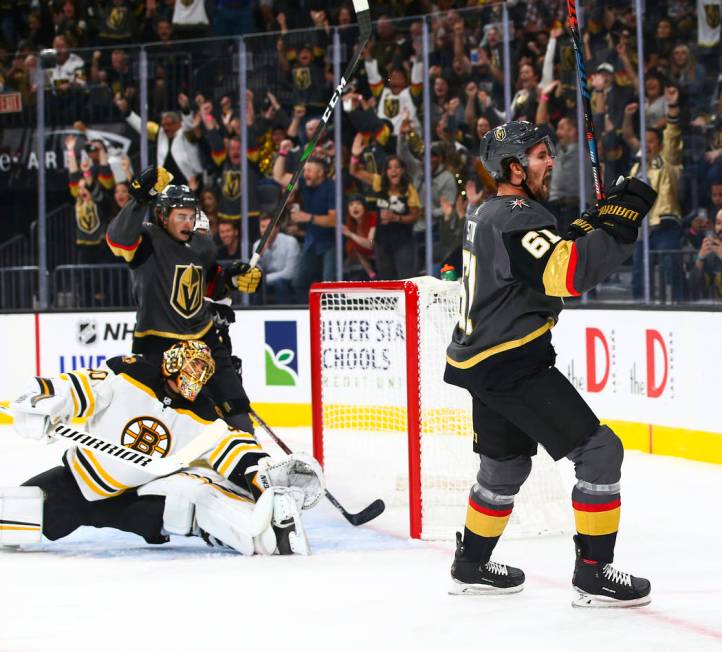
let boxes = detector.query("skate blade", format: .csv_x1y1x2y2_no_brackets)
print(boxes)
572,590,651,608
448,579,524,596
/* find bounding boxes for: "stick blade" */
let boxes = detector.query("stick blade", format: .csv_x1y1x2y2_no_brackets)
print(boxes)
344,499,385,526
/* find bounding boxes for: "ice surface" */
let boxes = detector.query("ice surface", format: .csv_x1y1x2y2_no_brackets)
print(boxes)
1,424,721,652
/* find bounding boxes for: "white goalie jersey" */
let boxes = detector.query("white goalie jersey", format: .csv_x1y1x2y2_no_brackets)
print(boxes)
11,355,268,503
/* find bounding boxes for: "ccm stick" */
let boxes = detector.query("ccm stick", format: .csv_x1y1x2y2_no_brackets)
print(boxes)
250,408,385,526
248,0,373,268
566,0,605,202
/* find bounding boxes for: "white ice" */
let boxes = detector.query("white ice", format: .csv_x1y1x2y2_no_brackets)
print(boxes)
1,424,721,652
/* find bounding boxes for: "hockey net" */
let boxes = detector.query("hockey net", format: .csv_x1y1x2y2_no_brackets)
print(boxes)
310,277,571,540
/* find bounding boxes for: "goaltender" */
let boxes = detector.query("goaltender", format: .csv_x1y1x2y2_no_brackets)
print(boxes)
106,166,260,432
445,120,657,607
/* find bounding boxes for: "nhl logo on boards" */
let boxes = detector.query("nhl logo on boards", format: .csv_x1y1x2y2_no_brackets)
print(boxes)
121,417,171,457
494,127,506,141
77,320,98,345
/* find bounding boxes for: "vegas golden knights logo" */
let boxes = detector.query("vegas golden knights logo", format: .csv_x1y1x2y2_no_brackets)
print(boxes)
108,7,127,30
76,202,100,234
122,417,171,457
705,4,721,28
170,264,203,318
494,127,506,141
293,66,311,90
222,170,241,200
384,97,400,118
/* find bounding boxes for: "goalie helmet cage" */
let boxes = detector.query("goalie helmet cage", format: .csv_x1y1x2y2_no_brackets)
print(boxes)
310,277,571,540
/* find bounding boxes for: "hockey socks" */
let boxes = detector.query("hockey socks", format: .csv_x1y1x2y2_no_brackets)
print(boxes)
461,494,513,562
571,484,620,563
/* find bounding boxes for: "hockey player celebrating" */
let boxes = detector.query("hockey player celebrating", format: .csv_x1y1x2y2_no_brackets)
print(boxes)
106,166,260,433
445,120,657,607
0,341,323,555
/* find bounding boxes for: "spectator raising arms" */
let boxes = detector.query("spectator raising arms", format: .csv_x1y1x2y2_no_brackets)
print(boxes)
350,133,420,281
273,144,336,301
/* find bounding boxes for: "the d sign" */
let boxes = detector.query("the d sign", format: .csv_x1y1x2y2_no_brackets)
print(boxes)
645,329,668,398
585,327,609,393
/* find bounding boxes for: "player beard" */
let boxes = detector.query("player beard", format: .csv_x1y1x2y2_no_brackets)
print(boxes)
529,170,552,201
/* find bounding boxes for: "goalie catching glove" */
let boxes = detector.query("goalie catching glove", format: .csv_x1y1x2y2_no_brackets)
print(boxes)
129,165,174,205
255,453,325,510
597,176,657,244
224,261,263,293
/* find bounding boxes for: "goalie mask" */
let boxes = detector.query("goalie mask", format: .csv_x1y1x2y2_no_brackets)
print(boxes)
162,341,216,402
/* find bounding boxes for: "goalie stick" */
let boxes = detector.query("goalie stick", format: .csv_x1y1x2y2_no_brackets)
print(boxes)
1,406,227,477
566,0,605,202
248,0,373,268
249,408,386,526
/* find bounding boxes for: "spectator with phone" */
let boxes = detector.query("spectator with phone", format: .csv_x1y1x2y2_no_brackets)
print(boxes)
689,208,722,299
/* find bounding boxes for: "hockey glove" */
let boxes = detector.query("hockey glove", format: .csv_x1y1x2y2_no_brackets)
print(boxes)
129,165,173,205
205,298,236,328
225,261,263,294
598,177,657,244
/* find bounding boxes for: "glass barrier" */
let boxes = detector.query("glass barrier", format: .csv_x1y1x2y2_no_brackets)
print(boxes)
0,1,720,309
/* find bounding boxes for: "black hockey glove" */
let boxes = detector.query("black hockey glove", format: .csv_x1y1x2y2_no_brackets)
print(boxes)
597,177,657,244
224,261,263,294
566,205,600,240
129,165,173,205
206,300,236,328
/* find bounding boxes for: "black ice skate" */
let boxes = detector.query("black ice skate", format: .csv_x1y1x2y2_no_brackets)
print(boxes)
449,532,525,595
572,538,651,608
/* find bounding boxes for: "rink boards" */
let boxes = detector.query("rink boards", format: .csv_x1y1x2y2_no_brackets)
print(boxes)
1,307,720,464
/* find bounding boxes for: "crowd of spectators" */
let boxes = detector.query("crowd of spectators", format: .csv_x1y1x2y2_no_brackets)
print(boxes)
0,1,721,303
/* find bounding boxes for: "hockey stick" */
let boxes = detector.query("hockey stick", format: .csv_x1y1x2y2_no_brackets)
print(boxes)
1,406,227,476
566,0,605,202
249,408,386,526
248,0,373,268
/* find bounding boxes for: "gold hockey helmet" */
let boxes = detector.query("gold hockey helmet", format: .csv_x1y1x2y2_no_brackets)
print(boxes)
161,340,216,402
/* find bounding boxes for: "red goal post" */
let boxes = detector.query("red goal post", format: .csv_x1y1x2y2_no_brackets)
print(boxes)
309,277,570,540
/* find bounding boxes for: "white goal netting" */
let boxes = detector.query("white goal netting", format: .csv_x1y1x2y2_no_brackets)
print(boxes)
313,277,572,540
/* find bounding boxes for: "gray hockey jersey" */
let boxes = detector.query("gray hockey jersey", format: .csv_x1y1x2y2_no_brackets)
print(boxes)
446,195,633,373
106,199,219,351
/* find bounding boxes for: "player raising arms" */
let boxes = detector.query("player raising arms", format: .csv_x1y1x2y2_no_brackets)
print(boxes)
445,121,657,607
105,166,260,433
0,341,323,555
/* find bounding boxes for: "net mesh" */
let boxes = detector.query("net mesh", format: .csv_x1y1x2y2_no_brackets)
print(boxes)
315,278,571,540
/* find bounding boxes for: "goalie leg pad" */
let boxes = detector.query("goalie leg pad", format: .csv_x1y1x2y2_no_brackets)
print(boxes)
0,487,44,545
271,487,309,555
139,472,273,556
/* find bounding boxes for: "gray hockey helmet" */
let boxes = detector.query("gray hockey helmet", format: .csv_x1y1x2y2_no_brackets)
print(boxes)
479,120,556,181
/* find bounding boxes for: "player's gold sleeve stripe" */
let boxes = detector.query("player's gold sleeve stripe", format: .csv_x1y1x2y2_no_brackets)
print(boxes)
119,373,158,400
106,233,142,263
59,374,80,416
446,319,555,369
76,371,96,418
218,444,263,477
175,408,214,425
542,240,580,297
0,525,41,531
71,453,117,498
81,449,129,491
134,321,214,340
209,436,258,468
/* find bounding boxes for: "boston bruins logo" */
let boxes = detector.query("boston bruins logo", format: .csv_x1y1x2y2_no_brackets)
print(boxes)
121,417,171,457
222,170,241,200
293,66,311,91
170,264,203,318
384,97,400,118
